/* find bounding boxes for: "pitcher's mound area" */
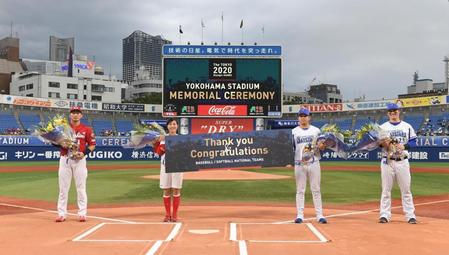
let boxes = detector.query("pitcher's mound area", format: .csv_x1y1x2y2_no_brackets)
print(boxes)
142,170,291,180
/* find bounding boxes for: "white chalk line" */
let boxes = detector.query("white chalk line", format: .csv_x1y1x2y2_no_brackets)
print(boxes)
272,199,449,224
0,202,182,255
0,202,136,223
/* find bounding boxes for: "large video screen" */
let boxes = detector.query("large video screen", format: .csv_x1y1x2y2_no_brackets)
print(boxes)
163,58,282,118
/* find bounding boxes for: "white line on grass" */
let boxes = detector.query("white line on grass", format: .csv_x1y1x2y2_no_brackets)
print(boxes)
0,203,136,223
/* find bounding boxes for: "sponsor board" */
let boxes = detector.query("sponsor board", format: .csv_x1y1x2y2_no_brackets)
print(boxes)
197,105,247,116
439,152,449,160
190,119,254,134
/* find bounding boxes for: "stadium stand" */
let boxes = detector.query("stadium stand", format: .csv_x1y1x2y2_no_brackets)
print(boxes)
19,113,42,133
0,111,21,134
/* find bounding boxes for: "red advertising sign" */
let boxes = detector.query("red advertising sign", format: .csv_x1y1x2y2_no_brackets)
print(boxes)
197,105,247,116
13,98,52,107
191,118,254,134
301,103,343,112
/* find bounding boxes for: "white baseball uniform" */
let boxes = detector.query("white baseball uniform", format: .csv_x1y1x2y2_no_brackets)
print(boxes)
379,121,417,221
292,125,324,220
158,140,183,189
57,123,95,218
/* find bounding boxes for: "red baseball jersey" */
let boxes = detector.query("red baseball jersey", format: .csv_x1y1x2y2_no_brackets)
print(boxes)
61,123,96,156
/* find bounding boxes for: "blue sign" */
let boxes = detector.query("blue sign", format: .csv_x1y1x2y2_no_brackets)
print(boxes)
0,136,134,147
0,146,160,161
163,45,282,56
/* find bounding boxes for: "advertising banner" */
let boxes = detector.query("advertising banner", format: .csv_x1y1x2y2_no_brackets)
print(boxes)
283,104,343,114
162,58,282,117
0,146,159,161
395,96,444,108
163,45,282,56
343,100,393,111
102,103,145,112
190,119,254,134
165,129,294,173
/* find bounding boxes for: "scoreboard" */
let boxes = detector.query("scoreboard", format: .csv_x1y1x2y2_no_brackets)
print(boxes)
162,45,282,118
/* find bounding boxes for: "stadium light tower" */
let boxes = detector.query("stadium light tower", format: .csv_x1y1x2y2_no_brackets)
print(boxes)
444,56,449,94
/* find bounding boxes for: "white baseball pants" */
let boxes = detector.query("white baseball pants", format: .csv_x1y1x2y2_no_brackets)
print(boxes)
57,156,88,217
380,158,416,220
295,161,324,220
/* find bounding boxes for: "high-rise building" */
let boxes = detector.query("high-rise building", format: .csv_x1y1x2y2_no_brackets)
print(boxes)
0,36,23,94
49,36,74,62
122,30,171,83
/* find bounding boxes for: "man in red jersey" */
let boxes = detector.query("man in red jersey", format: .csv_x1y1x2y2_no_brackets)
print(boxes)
55,106,96,223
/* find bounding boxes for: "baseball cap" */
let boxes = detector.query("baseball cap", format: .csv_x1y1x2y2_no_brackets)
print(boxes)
70,106,83,113
297,108,310,116
386,103,400,111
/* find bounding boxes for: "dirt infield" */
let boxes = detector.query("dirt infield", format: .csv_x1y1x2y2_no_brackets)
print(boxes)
1,196,449,255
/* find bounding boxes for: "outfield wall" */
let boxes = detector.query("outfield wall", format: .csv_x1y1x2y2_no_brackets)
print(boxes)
0,135,448,162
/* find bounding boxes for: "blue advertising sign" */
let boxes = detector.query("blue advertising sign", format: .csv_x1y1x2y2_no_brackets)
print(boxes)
0,146,160,161
164,129,294,173
163,45,282,56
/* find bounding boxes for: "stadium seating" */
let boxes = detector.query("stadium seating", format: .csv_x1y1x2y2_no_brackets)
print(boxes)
0,112,21,134
115,119,134,135
19,113,41,133
353,116,377,130
91,119,114,136
333,117,353,131
402,114,424,131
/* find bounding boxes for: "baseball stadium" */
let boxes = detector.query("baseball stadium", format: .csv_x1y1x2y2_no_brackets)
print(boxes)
1,89,449,255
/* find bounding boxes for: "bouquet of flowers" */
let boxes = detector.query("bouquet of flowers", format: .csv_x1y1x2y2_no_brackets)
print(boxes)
350,123,389,153
316,124,351,159
301,142,316,164
123,122,166,149
33,115,77,152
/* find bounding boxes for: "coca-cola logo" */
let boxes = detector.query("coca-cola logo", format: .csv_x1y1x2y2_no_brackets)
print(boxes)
208,105,236,115
198,105,247,116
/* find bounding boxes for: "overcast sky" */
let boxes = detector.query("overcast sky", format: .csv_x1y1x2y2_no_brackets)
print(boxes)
1,0,448,101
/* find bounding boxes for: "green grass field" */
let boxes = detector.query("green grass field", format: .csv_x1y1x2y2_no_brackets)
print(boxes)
0,161,448,205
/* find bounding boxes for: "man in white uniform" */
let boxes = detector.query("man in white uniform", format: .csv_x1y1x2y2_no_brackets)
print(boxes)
292,108,327,224
378,103,417,224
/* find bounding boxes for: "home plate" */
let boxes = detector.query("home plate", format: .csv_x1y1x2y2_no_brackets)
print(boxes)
188,229,220,234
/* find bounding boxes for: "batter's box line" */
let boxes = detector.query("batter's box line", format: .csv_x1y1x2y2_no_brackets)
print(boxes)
72,222,182,242
229,222,329,243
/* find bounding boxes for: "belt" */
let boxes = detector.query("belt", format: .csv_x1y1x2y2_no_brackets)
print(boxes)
383,156,408,161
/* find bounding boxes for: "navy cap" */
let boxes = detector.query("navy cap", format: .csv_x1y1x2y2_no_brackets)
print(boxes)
386,103,400,111
297,108,310,116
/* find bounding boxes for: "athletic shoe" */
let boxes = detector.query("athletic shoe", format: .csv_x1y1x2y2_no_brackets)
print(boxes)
294,218,303,224
408,218,417,224
163,215,171,222
318,218,328,224
79,216,87,222
55,216,66,222
171,217,178,222
379,217,388,223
